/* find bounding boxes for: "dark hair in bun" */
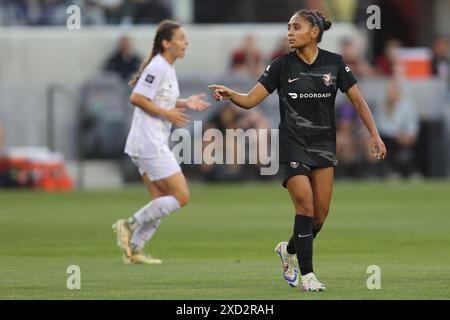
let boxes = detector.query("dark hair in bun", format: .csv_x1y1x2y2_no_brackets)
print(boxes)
294,9,332,43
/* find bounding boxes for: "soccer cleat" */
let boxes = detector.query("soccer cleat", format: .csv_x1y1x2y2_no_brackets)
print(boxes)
300,272,326,292
122,254,133,265
112,219,133,258
123,249,162,265
275,241,299,287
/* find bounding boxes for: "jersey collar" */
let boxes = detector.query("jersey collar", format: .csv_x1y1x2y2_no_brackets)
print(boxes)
293,48,322,67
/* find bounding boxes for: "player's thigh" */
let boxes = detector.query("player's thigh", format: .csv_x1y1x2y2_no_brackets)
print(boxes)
152,171,190,207
130,154,185,201
286,175,314,216
310,167,334,224
142,173,166,199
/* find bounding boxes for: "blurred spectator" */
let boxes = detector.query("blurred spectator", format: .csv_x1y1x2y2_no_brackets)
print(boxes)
0,0,174,25
340,38,375,78
0,0,38,25
84,0,107,25
129,0,172,24
431,35,450,80
375,80,420,178
270,37,291,61
375,39,402,76
200,103,271,182
336,100,372,178
22,0,40,24
230,35,263,77
1,0,78,25
103,36,141,82
0,122,4,154
87,0,124,24
39,0,67,25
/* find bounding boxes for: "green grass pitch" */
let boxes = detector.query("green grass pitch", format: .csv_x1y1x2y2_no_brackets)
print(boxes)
0,181,449,299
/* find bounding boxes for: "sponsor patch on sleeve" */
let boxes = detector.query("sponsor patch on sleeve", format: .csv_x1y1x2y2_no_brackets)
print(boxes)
145,74,155,84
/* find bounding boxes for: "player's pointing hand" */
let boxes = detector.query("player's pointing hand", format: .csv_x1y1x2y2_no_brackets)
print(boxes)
208,85,233,101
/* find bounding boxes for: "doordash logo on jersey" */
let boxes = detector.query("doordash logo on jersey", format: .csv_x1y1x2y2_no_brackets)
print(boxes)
288,92,332,99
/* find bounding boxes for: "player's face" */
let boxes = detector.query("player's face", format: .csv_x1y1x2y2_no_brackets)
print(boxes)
167,27,189,59
287,15,318,49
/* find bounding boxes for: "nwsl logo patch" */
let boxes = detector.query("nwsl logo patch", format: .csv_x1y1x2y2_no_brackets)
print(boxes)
322,73,332,86
145,74,155,84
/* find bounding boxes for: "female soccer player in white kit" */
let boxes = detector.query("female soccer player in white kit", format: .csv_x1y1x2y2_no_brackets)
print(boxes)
113,20,209,264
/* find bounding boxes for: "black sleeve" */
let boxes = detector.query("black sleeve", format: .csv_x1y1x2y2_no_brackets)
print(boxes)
257,57,283,94
337,56,357,93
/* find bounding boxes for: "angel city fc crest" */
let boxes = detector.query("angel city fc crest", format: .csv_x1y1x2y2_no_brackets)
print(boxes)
290,162,299,169
322,73,333,86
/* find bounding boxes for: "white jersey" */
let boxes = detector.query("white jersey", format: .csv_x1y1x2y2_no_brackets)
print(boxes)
125,54,180,158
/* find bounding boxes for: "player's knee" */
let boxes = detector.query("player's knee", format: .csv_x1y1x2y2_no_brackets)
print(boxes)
314,209,329,226
294,198,314,215
313,219,324,230
173,190,190,207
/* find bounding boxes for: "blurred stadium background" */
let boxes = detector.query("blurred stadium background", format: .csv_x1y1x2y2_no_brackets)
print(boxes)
0,0,450,300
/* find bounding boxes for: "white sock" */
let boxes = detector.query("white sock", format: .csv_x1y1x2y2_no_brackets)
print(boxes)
132,195,181,225
130,219,162,250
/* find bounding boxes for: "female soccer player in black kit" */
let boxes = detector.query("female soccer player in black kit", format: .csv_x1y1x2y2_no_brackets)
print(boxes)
209,9,387,292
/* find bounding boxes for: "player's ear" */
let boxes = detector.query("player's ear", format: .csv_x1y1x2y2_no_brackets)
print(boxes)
311,25,320,41
162,39,171,50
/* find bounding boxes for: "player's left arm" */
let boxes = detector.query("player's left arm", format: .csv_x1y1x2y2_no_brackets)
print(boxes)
346,84,387,159
176,94,210,111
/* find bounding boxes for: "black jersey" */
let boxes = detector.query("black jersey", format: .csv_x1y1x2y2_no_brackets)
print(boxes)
258,48,357,166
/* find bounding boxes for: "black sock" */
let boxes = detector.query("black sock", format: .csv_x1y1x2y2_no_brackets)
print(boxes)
313,225,323,238
286,235,296,254
286,223,322,254
293,214,314,275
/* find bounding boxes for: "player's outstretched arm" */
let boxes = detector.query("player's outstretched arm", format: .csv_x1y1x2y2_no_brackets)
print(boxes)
346,84,387,160
130,92,190,127
208,83,269,110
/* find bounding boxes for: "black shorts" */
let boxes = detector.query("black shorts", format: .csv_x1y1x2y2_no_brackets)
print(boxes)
280,162,334,188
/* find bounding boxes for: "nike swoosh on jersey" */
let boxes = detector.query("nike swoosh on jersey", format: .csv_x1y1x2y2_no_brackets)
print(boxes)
288,77,300,83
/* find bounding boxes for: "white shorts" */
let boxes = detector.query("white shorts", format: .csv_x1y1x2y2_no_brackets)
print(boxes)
130,153,181,182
